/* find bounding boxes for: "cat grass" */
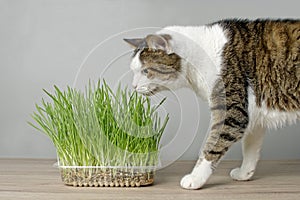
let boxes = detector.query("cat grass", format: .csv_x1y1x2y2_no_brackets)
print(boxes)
29,80,169,187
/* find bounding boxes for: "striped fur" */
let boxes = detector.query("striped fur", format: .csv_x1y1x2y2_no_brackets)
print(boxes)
139,48,181,81
204,19,300,166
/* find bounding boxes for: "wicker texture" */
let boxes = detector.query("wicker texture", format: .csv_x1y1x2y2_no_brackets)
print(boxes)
60,168,154,187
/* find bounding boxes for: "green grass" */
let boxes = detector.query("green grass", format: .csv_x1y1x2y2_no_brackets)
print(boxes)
29,80,169,169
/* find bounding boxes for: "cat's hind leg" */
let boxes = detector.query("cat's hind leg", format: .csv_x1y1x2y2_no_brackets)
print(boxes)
230,125,265,181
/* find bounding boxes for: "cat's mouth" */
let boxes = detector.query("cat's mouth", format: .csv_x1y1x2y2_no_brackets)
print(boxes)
136,86,159,96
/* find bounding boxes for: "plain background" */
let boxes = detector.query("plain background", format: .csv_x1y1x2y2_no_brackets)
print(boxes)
1,0,299,163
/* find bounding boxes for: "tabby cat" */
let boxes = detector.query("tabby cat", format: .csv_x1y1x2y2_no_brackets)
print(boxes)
124,19,300,190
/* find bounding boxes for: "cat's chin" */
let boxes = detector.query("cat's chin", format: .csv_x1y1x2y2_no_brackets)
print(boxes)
136,87,160,96
137,90,157,96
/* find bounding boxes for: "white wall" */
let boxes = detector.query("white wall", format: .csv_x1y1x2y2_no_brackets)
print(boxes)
1,0,299,161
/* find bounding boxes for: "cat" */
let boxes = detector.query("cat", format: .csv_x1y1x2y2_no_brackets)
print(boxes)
124,19,300,190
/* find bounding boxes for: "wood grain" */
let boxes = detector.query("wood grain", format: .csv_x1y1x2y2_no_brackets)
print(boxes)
0,159,299,200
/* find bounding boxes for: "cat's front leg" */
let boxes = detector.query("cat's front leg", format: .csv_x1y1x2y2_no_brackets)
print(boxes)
180,78,249,190
180,120,247,190
180,158,213,189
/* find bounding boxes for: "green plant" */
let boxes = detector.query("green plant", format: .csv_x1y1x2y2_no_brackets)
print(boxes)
29,80,169,169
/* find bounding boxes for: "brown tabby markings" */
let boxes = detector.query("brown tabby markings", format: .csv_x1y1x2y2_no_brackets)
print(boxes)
221,19,300,111
139,48,181,81
203,19,300,165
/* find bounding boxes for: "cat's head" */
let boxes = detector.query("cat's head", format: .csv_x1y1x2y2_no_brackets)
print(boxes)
124,34,185,96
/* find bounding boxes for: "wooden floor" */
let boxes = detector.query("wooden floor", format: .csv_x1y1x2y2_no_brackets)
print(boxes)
0,159,299,200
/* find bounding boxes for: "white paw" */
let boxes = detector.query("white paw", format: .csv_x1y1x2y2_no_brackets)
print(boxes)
230,167,254,181
180,174,205,190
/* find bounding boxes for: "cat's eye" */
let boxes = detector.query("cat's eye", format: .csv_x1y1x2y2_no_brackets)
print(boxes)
142,69,149,74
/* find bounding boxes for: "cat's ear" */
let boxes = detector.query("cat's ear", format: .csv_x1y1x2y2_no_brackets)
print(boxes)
146,34,172,53
123,38,144,48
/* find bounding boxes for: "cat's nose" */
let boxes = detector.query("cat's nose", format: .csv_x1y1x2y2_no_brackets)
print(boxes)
132,84,137,90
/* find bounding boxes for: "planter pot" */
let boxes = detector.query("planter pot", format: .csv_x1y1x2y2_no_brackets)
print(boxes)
59,166,155,187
